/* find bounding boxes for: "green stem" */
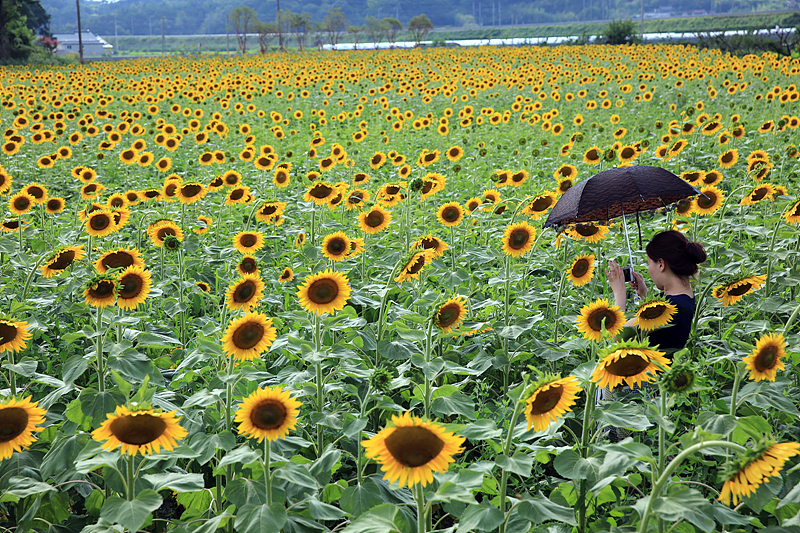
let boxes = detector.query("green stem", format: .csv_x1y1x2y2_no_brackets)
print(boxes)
657,387,668,533
498,398,525,533
415,483,427,533
764,214,784,296
502,255,512,392
552,273,567,343
7,350,16,396
637,441,746,533
127,455,136,501
20,254,48,304
96,306,105,392
577,382,597,533
178,250,186,346
423,318,435,420
784,301,800,336
729,362,742,417
264,440,272,505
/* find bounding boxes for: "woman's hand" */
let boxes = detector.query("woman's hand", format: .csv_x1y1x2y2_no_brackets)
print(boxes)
606,260,627,311
630,271,647,299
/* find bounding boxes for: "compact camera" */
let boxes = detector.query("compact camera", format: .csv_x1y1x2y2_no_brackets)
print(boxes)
622,266,632,283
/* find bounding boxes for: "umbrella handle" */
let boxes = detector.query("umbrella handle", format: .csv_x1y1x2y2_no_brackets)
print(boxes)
621,210,640,307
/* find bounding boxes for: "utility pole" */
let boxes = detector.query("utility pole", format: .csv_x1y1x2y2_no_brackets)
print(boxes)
76,0,84,64
161,16,165,56
114,17,119,55
276,0,283,50
640,0,644,40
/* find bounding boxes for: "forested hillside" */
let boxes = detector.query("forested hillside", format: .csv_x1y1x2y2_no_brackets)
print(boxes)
43,0,794,35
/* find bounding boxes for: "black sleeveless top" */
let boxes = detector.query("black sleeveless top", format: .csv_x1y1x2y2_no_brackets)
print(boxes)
647,293,696,355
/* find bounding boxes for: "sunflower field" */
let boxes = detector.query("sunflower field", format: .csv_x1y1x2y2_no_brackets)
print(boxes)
1,44,800,533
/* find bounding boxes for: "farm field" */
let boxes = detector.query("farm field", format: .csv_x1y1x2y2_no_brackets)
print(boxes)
1,44,800,533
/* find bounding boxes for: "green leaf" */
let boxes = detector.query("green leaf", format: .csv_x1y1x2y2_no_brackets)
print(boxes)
2,358,37,377
75,452,121,474
308,498,347,520
496,452,533,477
431,391,476,420
459,420,501,441
427,481,476,505
107,344,159,383
144,472,205,492
732,416,772,445
341,481,384,516
516,493,577,526
341,503,410,533
224,478,266,508
553,449,593,480
697,412,737,437
234,503,288,533
594,402,652,431
458,502,505,532
100,489,163,533
61,355,89,384
5,476,56,497
216,446,261,471
377,339,418,361
274,461,319,491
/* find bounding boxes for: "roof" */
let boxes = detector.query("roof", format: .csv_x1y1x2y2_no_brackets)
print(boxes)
53,31,113,48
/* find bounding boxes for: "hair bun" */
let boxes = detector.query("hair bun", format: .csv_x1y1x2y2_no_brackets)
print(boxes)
685,241,707,264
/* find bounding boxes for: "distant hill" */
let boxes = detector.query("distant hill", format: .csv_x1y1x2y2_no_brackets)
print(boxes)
42,0,794,36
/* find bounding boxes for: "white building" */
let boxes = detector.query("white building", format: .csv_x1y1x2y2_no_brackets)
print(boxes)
52,30,113,57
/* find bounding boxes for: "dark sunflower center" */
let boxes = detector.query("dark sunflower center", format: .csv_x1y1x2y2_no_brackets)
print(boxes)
210,177,224,187
281,269,291,280
201,154,213,163
421,238,439,251
240,234,257,248
640,304,667,320
424,153,436,162
385,186,400,195
230,190,244,201
442,207,460,222
348,193,364,204
575,225,599,237
587,150,600,160
0,407,28,442
260,205,278,215
90,215,111,231
120,276,143,298
49,250,76,270
240,258,257,273
156,227,175,241
354,174,367,183
144,190,160,199
103,252,134,270
406,256,426,275
531,197,553,211
252,400,287,430
509,229,530,249
572,259,589,278
529,385,563,415
91,280,115,298
449,149,458,157
621,148,635,159
310,185,333,199
28,187,44,199
165,184,178,196
308,279,339,304
384,426,444,468
108,414,167,445
366,211,385,227
605,353,650,377
676,200,692,214
233,322,265,349
754,346,778,371
330,193,343,205
0,323,20,346
437,303,460,328
722,153,734,163
182,184,202,197
276,172,288,183
421,181,434,194
3,221,20,230
234,280,257,302
697,194,715,209
512,172,525,183
671,372,692,390
727,282,753,297
588,309,618,331
327,238,347,255
751,188,768,201
13,197,30,210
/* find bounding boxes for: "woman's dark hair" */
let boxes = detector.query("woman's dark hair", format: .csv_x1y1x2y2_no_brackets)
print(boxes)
646,230,707,277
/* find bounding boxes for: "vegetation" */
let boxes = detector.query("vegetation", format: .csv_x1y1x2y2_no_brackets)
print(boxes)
0,0,50,62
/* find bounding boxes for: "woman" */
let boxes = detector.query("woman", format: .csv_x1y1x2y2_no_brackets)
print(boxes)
606,230,707,353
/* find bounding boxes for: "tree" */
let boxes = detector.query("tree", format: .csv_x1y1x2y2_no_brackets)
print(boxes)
228,6,257,54
407,14,433,46
287,10,311,51
365,16,383,47
322,7,345,47
347,24,363,49
602,19,638,45
252,19,276,53
381,17,402,47
1,0,50,61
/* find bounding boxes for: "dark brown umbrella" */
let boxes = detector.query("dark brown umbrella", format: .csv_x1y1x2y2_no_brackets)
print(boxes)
544,165,701,231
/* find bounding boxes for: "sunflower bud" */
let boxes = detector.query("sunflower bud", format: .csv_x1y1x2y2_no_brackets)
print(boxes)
409,178,424,192
660,359,696,394
371,366,396,393
163,235,181,253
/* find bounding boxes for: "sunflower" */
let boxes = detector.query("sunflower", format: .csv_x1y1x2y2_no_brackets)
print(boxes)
713,275,766,306
743,332,786,382
703,170,723,186
40,245,85,278
784,200,800,225
718,441,800,506
256,201,287,223
445,145,464,162
235,386,302,442
92,405,187,456
225,186,251,206
320,232,351,262
566,223,610,243
117,266,152,311
0,319,32,353
553,164,577,180
226,274,265,312
1,220,24,233
273,168,291,188
437,202,464,227
502,222,536,257
362,411,464,489
592,340,671,389
95,248,144,273
567,254,595,286
237,256,259,276
394,251,434,284
279,267,294,283
83,274,118,308
23,183,48,204
435,296,467,333
0,396,47,460
9,191,34,216
680,171,704,186
233,231,264,254
85,210,117,238
740,184,775,206
524,375,582,433
411,235,449,259
522,192,557,220
177,182,206,205
719,149,738,169
149,220,183,247
196,282,211,292
692,185,725,216
583,146,603,165
297,269,351,316
192,214,213,235
577,299,626,341
358,205,392,234
222,311,277,361
634,297,677,331
304,182,336,205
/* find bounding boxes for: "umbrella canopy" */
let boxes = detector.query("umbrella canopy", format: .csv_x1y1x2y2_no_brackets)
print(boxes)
544,165,700,228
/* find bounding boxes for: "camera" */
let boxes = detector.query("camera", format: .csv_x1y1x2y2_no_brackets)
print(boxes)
622,266,632,283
